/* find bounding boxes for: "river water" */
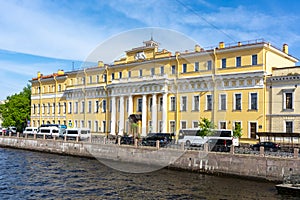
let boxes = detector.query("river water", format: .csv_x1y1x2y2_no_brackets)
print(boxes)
0,148,296,200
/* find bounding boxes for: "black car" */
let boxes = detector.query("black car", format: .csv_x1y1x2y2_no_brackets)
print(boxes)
142,133,174,147
119,136,135,145
250,142,281,152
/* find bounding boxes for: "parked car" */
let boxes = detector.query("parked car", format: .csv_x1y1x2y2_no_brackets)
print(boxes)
142,133,174,147
23,127,38,136
65,128,91,140
250,142,281,152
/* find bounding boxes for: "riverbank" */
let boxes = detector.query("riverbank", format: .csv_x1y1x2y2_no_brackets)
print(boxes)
0,136,299,182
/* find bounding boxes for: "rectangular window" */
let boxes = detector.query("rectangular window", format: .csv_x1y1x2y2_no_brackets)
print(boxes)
81,101,85,113
194,62,199,72
128,71,131,78
219,94,226,110
88,120,91,129
88,101,92,113
193,95,200,111
234,93,242,110
206,95,212,110
102,100,106,113
103,74,107,82
119,72,122,79
160,66,164,75
96,75,100,83
219,121,226,129
57,103,60,114
221,58,226,69
63,102,66,114
170,96,176,111
207,60,212,70
236,56,241,67
42,104,45,114
94,121,98,132
137,98,142,112
82,77,85,85
81,120,85,128
250,93,258,110
111,73,115,80
180,121,187,129
159,97,163,111
181,96,187,111
170,121,175,133
52,103,55,114
151,68,155,76
89,76,92,84
284,92,293,109
252,54,258,65
139,69,143,77
171,65,176,75
149,97,153,112
286,121,293,133
95,100,99,113
182,63,187,73
74,102,78,114
68,102,72,114
102,121,106,133
193,121,199,128
74,120,78,128
47,103,50,114
58,84,61,92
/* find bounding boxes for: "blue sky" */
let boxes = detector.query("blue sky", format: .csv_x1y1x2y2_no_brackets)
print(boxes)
1,0,300,98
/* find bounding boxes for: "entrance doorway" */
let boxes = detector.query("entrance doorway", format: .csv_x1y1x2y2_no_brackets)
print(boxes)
250,122,257,139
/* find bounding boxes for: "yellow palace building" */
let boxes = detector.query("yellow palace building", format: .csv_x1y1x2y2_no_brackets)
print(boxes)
30,38,298,139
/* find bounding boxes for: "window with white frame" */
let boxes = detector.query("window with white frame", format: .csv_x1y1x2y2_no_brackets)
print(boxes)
139,69,143,77
128,71,131,78
234,93,242,110
137,98,142,112
151,68,155,76
160,66,164,75
194,62,199,72
81,101,85,113
96,75,100,83
63,102,66,114
149,97,153,112
102,121,106,133
47,103,50,114
81,120,84,128
193,121,199,128
249,92,258,110
206,94,212,110
207,60,212,70
95,121,98,132
180,121,187,129
57,103,60,114
88,101,92,113
88,120,91,130
52,103,55,114
285,121,293,133
283,91,293,110
171,65,176,74
219,94,226,110
119,72,122,79
95,100,99,113
42,104,45,114
170,121,175,133
252,54,258,65
159,97,163,111
102,100,106,113
182,63,187,73
89,76,92,84
181,96,187,111
193,95,200,111
236,56,241,67
219,121,226,129
74,102,78,114
68,102,72,114
234,121,241,131
221,58,226,68
170,96,176,111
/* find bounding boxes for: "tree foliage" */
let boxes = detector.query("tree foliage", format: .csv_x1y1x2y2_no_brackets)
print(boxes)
233,122,243,138
0,84,31,132
196,117,215,137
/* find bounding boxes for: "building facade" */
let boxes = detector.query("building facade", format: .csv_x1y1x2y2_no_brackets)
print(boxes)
30,39,298,139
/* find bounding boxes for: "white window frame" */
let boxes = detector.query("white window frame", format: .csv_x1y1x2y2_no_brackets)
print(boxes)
192,95,200,111
137,98,142,112
68,102,72,114
94,121,98,132
233,93,242,111
284,120,294,133
219,121,227,129
180,120,187,129
169,120,175,133
248,92,258,110
170,96,176,111
219,94,227,110
206,94,212,110
194,62,199,72
180,96,187,111
192,121,199,128
283,90,294,110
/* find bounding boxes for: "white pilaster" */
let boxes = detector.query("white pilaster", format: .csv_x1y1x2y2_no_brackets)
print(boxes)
111,96,116,135
162,92,168,133
152,94,157,133
119,96,124,135
128,95,133,116
142,94,147,136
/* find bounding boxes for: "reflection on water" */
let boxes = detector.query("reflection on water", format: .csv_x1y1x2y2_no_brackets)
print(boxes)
0,148,295,199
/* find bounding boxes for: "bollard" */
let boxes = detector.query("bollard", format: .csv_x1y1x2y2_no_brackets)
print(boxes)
103,136,106,144
43,134,46,140
53,135,56,141
294,148,299,159
230,145,235,154
76,135,79,142
64,135,67,142
204,143,209,152
260,146,264,156
134,138,138,148
33,133,36,139
118,137,121,146
156,140,160,149
25,133,28,139
9,131,11,137
89,135,92,143
181,142,185,150
17,132,20,138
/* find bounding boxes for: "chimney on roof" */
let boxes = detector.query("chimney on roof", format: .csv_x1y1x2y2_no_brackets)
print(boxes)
283,44,288,54
98,61,104,67
238,42,242,46
57,69,64,75
37,71,41,79
219,41,225,49
195,45,201,52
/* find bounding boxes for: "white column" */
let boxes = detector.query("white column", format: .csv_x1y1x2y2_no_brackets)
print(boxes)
162,92,168,133
128,95,133,117
142,94,147,136
111,96,116,135
152,94,157,133
119,96,124,135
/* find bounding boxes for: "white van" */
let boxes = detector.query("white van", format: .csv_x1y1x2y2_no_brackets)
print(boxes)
65,128,91,141
23,127,38,136
37,127,61,138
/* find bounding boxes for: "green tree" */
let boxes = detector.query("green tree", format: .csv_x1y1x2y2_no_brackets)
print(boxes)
233,122,243,138
0,84,31,132
196,118,215,137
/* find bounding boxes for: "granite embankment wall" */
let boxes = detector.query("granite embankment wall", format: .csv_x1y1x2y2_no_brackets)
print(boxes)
0,137,299,182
